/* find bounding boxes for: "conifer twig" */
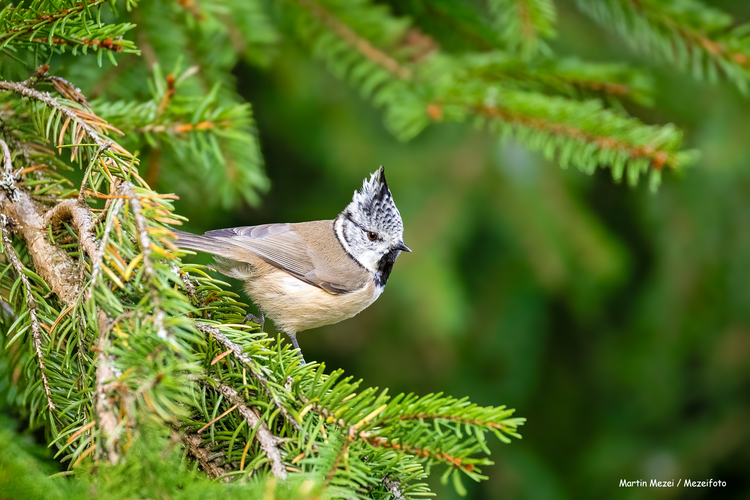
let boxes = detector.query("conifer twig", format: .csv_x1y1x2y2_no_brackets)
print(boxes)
90,198,124,298
0,138,19,201
95,311,121,464
207,377,288,479
473,103,675,169
0,80,110,149
295,0,412,80
323,437,350,488
393,412,511,430
362,435,475,472
0,217,55,411
119,183,154,277
196,323,301,430
0,187,80,306
79,141,113,202
0,1,107,46
183,434,228,480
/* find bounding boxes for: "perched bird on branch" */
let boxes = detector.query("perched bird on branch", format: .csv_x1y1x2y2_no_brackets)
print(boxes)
174,166,410,363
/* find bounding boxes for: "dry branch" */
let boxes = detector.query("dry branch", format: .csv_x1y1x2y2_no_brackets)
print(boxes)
0,217,56,412
208,377,288,479
90,198,124,296
196,323,301,430
120,183,154,277
0,187,81,306
183,434,228,480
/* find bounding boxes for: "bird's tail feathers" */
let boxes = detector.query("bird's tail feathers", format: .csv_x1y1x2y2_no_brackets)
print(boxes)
172,229,239,259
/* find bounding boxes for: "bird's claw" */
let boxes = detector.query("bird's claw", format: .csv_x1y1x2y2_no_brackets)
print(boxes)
242,312,264,330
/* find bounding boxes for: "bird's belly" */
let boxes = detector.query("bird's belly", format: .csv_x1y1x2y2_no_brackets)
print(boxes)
246,270,382,334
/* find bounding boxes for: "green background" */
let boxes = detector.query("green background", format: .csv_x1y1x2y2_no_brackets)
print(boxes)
2,0,749,498
177,3,750,498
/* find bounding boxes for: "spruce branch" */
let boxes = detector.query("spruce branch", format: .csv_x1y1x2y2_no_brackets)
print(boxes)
119,183,154,278
422,86,690,186
574,0,750,91
488,0,557,59
196,323,301,431
183,434,228,480
0,43,532,497
89,198,124,296
293,0,413,80
206,377,288,479
91,64,268,208
0,78,135,174
460,53,655,106
0,183,81,306
475,101,675,168
0,213,55,412
0,0,138,59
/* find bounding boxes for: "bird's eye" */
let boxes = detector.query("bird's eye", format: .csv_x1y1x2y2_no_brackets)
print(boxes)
367,231,378,241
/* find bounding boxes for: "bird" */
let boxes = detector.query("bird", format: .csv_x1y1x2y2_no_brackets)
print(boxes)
173,166,410,363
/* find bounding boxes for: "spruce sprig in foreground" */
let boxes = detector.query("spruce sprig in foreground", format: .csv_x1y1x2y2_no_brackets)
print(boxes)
0,68,522,498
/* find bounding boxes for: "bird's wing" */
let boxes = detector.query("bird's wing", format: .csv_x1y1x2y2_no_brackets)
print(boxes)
201,223,363,294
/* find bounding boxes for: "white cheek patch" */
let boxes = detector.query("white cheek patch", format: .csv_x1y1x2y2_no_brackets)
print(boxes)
356,249,382,273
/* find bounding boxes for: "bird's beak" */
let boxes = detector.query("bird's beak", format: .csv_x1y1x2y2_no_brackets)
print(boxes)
396,241,412,252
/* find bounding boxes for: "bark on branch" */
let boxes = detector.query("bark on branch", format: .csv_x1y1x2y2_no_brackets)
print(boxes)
206,377,288,479
196,323,301,431
0,216,55,411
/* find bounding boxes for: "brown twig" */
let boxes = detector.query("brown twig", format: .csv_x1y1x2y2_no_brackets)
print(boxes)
393,412,510,430
79,141,113,202
295,0,412,80
323,436,350,488
0,138,19,201
516,0,536,43
0,1,107,46
473,103,675,169
301,395,476,473
49,75,91,109
174,265,197,304
0,80,109,149
183,434,228,480
119,183,155,277
196,323,301,430
206,377,288,479
90,198,124,297
624,0,750,70
0,217,55,411
27,36,125,53
44,199,100,265
362,435,475,472
0,187,81,306
135,120,229,134
0,137,12,173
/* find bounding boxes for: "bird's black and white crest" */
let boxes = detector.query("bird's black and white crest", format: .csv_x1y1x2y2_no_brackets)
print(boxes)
348,166,403,235
334,166,408,285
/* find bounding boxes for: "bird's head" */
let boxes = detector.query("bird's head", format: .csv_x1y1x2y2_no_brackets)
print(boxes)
335,166,410,286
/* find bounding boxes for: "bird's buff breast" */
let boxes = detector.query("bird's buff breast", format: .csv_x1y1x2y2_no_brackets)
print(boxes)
245,269,383,334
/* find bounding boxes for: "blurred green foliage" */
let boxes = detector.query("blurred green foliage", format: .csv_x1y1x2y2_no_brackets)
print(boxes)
173,4,750,498
1,0,749,498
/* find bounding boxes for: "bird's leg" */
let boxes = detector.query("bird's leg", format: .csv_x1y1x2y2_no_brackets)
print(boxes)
242,312,264,330
288,332,306,365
